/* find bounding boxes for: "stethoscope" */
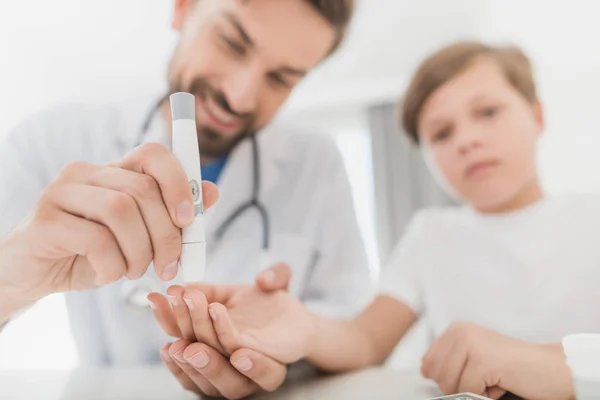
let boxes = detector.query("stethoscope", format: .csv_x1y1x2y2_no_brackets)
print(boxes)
121,94,270,308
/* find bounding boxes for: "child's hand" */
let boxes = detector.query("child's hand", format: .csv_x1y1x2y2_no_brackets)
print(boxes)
148,262,292,355
421,322,573,400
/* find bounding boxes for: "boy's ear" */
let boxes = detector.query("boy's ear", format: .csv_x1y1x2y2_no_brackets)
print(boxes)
172,0,196,31
532,100,545,135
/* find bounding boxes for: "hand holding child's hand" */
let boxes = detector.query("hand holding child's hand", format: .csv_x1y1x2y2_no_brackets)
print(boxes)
148,263,293,399
152,262,316,365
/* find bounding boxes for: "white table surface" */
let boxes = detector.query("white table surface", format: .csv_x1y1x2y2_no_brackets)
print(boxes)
0,366,442,400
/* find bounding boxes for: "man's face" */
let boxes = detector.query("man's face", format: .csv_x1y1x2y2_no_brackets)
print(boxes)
168,0,336,158
418,59,544,212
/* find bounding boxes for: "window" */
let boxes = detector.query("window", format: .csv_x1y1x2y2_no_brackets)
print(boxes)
331,124,380,278
281,106,380,277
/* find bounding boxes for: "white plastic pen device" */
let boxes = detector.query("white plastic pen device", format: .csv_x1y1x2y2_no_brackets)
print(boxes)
170,92,206,282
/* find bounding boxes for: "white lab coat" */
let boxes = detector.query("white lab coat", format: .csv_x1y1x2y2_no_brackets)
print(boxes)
0,91,374,366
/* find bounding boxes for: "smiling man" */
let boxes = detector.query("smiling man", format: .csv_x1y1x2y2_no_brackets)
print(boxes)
0,0,373,398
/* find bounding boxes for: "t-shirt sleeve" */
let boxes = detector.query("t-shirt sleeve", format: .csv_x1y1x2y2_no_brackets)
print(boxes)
378,212,427,315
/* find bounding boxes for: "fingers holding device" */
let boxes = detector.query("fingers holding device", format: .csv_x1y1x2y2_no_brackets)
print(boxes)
0,132,218,320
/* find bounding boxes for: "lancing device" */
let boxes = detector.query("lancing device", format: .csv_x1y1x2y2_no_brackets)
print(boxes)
170,92,206,282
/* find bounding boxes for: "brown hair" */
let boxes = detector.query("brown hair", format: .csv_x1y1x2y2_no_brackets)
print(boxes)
199,1,354,53
401,41,538,144
305,0,355,53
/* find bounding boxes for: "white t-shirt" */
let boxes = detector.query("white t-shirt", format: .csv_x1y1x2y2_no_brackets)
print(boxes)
381,194,600,344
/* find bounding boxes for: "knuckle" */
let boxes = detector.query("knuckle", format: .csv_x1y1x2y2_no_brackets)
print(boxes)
131,174,160,199
104,263,124,282
159,228,182,250
107,192,136,216
127,244,154,276
93,226,116,253
37,184,58,209
58,161,91,180
136,142,165,160
127,259,152,280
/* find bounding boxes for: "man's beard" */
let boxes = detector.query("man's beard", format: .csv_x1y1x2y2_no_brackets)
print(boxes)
171,78,256,159
196,124,250,159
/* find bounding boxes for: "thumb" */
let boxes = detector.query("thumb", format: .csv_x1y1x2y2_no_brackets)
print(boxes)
255,262,291,292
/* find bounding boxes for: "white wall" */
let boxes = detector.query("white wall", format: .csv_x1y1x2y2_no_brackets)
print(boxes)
0,0,175,136
479,0,600,194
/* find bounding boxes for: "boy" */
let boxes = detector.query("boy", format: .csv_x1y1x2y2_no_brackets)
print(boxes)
152,42,592,399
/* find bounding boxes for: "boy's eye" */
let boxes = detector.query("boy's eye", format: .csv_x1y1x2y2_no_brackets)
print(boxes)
478,106,501,118
432,127,452,142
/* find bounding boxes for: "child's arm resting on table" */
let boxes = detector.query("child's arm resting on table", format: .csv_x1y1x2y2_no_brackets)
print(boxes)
306,295,418,372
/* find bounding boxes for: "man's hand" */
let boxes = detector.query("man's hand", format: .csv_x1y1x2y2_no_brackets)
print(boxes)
0,143,218,308
421,322,573,400
151,261,316,365
148,263,293,399
161,339,287,399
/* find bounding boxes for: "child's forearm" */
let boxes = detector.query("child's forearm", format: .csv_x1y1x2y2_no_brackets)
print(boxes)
530,343,574,400
306,295,418,372
502,342,574,400
306,316,377,372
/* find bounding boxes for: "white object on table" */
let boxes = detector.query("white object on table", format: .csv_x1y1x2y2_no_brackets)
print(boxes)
0,366,441,400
